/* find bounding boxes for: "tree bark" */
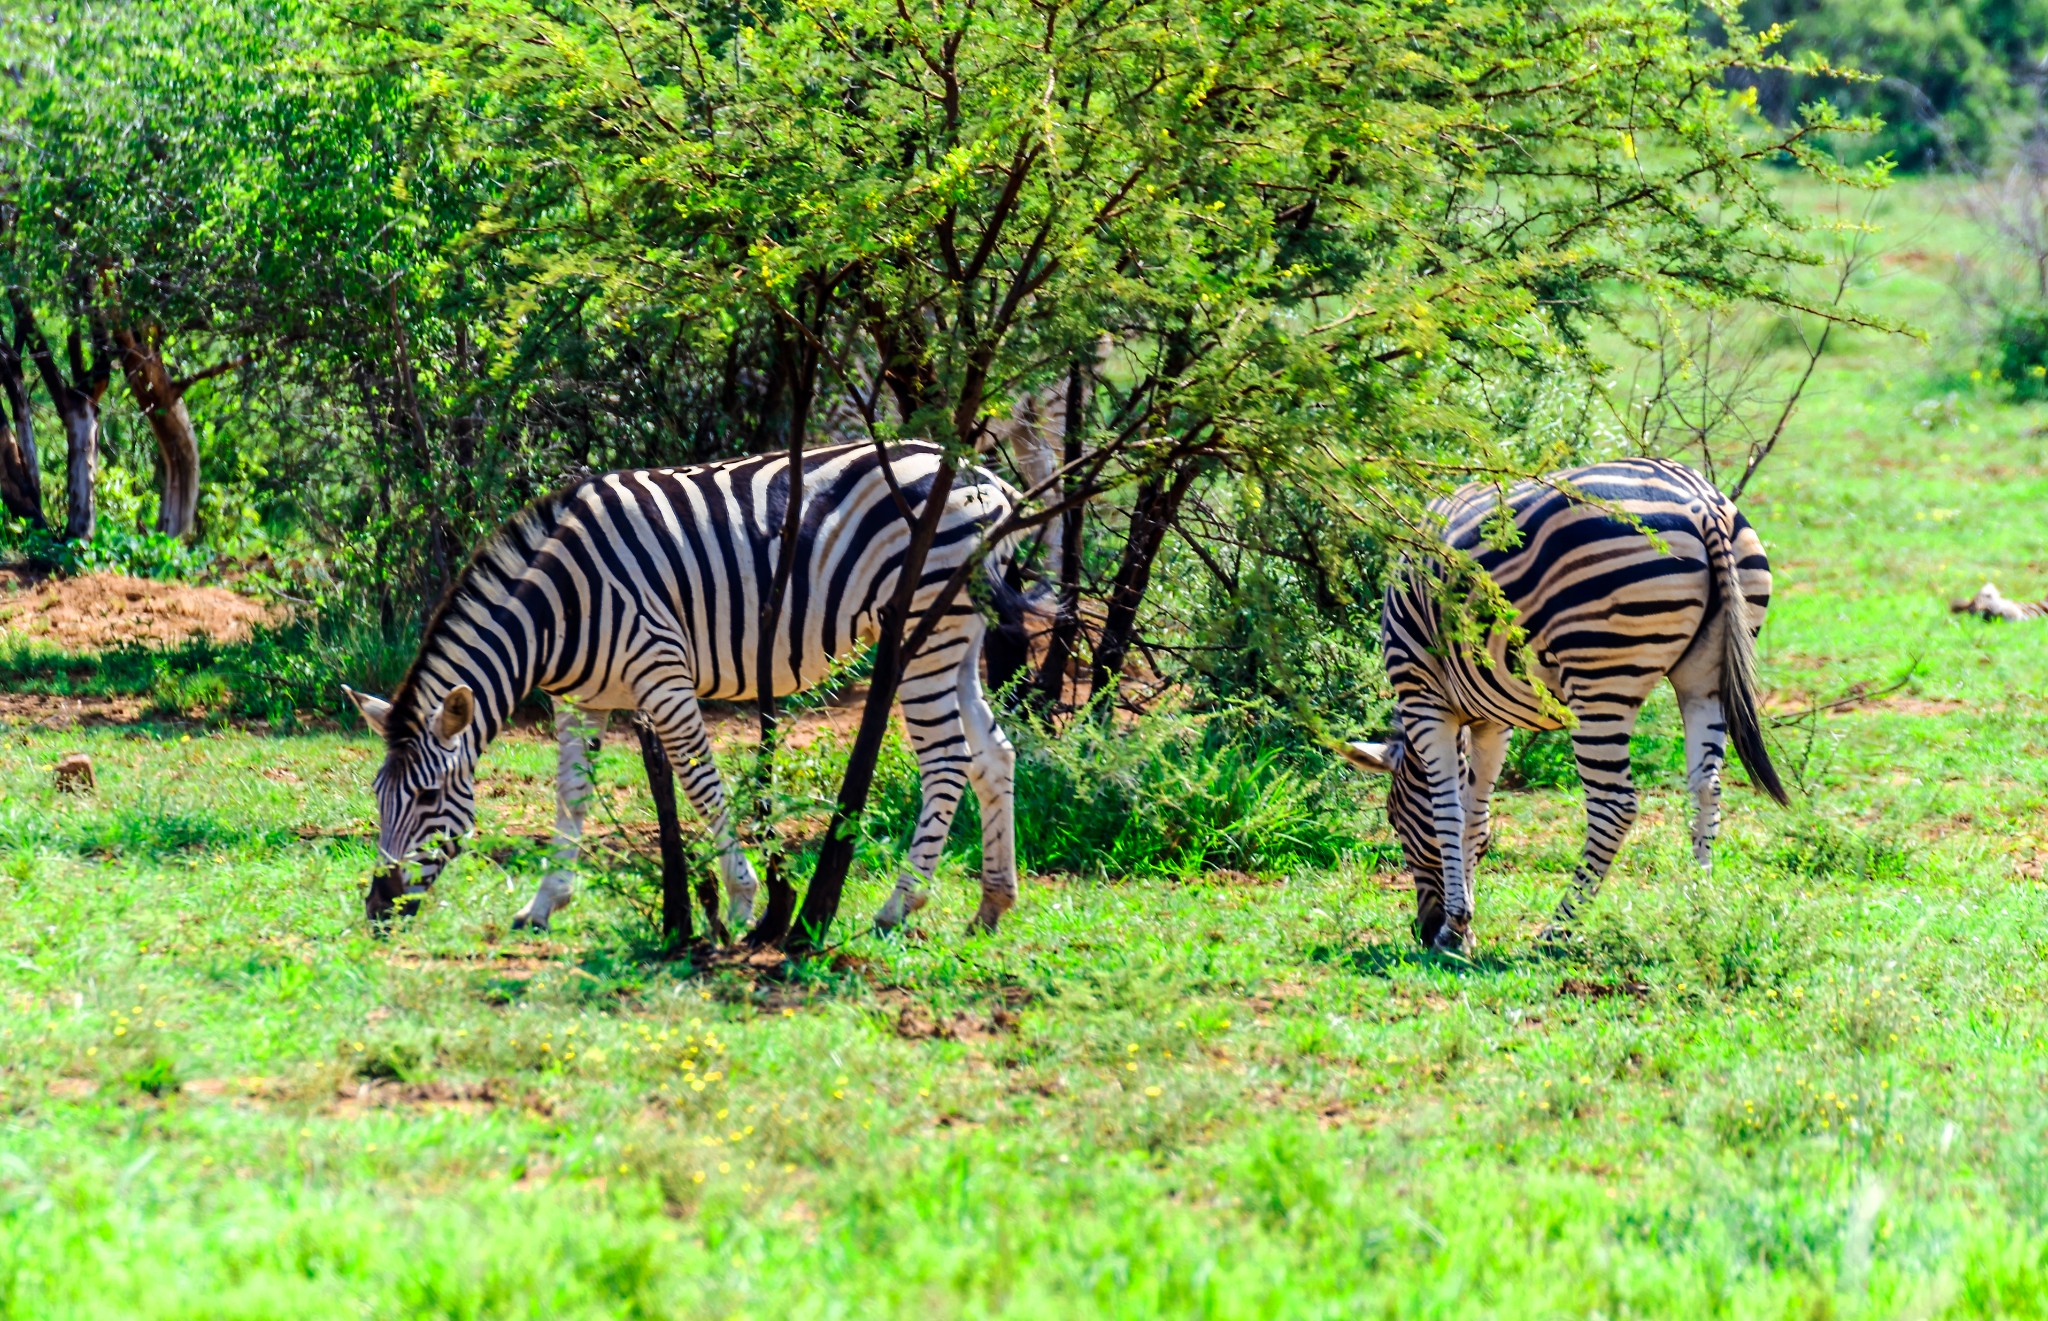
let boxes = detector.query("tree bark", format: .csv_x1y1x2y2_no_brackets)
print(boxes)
11,291,109,543
1089,461,1200,702
1031,360,1090,711
114,326,201,539
745,306,821,950
634,716,695,951
0,323,44,528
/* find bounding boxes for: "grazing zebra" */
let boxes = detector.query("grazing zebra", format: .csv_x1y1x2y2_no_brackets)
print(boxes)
341,693,669,932
1340,458,1789,952
1952,582,2048,620
343,441,1043,935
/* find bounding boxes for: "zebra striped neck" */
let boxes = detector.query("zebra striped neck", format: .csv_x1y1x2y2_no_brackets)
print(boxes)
387,495,568,751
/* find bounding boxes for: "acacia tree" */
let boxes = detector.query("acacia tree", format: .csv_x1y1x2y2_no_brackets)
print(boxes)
384,0,1873,951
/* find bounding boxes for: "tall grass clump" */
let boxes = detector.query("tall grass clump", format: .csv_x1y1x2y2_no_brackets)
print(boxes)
1010,711,1370,879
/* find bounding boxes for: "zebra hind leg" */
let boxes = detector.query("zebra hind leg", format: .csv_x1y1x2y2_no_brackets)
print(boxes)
1404,711,1474,954
1676,690,1729,871
872,628,978,932
1538,701,1645,948
956,630,1020,932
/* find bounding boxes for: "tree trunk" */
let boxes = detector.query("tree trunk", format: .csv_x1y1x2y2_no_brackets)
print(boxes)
635,716,695,951
745,306,820,949
62,406,97,542
1089,462,1200,702
0,327,44,528
11,292,109,543
1031,361,1090,711
115,327,201,539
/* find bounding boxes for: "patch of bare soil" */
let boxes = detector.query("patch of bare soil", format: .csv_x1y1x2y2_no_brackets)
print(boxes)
0,568,285,650
879,984,1031,1041
328,1079,507,1114
179,1076,282,1100
0,691,151,727
1557,977,1651,1001
1765,681,1964,718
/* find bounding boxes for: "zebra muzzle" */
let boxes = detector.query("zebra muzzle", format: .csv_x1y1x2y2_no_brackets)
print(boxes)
366,865,424,927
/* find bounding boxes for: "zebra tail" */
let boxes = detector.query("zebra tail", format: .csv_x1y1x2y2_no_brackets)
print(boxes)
984,553,1057,648
1707,504,1790,806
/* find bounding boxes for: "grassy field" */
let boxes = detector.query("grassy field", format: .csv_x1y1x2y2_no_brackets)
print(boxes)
8,177,2048,1318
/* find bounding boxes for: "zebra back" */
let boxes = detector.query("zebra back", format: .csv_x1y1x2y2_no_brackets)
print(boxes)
385,442,1026,749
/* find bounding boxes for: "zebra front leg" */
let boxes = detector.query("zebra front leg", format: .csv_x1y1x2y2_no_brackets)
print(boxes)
640,686,759,932
1540,702,1645,946
1406,711,1474,953
514,702,603,932
872,632,978,932
956,628,1020,932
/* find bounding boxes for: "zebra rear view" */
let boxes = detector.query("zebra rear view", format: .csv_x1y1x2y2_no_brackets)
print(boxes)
1341,458,1788,953
348,441,1041,937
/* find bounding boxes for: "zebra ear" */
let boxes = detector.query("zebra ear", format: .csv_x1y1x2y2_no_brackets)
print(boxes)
342,685,392,737
1340,740,1400,775
432,685,476,743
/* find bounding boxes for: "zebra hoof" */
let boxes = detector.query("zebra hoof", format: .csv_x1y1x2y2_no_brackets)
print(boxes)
1430,920,1470,957
872,890,930,933
1534,925,1576,956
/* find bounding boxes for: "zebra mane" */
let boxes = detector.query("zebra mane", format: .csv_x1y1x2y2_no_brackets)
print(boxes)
385,482,586,744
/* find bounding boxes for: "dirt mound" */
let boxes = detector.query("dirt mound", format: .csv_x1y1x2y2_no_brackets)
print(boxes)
0,569,283,651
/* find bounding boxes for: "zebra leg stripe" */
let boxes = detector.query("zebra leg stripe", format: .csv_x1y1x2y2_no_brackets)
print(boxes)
958,630,1019,932
635,660,761,930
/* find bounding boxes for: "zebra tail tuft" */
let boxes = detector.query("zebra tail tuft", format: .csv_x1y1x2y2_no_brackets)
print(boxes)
1709,505,1790,806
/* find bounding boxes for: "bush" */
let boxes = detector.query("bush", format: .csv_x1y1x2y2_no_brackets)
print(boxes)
1010,711,1370,879
0,520,214,581
1994,306,2048,400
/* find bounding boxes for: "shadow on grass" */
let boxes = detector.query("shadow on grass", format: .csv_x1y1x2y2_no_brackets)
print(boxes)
1310,940,1529,978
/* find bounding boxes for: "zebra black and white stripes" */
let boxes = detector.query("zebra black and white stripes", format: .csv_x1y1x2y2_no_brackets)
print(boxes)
348,441,1043,934
1341,458,1788,952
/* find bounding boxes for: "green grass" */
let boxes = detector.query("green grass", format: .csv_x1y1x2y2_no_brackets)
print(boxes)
10,176,2048,1316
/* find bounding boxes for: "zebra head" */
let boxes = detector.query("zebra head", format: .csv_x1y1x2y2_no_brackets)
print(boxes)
342,684,480,900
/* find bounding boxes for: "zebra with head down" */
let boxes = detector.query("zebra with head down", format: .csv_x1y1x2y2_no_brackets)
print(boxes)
346,441,1046,936
1341,458,1789,953
341,693,673,932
